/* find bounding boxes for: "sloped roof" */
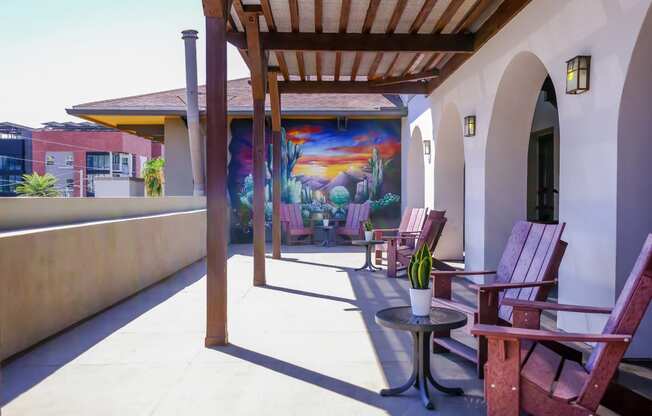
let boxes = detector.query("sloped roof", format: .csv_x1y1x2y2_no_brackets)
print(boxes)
68,78,406,117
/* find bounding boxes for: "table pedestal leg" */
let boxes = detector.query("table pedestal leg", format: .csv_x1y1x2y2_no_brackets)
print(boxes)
355,244,381,272
379,331,464,410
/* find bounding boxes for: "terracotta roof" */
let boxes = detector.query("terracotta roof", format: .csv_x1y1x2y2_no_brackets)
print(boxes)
69,78,406,116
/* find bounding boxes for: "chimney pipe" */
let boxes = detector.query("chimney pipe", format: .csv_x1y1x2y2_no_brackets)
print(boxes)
182,29,205,196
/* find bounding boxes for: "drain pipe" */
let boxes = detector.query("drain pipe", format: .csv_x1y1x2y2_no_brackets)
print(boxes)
182,29,205,196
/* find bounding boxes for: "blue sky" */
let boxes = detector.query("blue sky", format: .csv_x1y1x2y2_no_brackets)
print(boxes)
0,0,249,127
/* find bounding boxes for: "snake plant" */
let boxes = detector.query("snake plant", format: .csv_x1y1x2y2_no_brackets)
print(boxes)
408,245,433,290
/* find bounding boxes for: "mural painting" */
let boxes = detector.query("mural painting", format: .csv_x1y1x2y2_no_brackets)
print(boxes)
228,118,402,243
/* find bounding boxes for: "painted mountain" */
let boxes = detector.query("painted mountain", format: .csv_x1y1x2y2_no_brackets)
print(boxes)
228,118,401,243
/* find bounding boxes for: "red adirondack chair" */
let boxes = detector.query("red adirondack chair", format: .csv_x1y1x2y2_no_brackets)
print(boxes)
385,210,447,278
335,202,370,243
472,234,652,416
280,203,313,245
432,221,567,377
373,207,428,266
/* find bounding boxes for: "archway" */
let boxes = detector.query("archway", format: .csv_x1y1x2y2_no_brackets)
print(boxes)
433,103,464,260
485,51,557,267
405,125,425,210
616,4,652,357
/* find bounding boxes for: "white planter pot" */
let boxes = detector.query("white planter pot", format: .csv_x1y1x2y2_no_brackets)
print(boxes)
409,288,432,316
364,230,373,241
323,219,329,227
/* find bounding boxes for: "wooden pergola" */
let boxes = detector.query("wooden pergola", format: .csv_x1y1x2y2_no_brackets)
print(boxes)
202,0,531,346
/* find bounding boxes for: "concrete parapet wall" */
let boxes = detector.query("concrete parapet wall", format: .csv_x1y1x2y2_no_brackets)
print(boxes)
0,209,207,360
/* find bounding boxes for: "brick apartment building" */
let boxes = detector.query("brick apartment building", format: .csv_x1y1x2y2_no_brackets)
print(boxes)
32,122,163,197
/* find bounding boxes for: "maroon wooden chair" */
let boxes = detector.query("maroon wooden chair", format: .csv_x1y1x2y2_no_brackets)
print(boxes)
335,202,370,243
385,210,447,278
432,221,567,377
472,233,652,416
373,207,428,266
280,203,313,245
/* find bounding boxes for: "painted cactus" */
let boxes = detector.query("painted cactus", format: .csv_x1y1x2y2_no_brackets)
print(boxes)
408,245,433,290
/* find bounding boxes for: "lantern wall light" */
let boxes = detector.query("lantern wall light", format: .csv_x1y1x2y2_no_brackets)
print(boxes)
566,55,591,94
464,115,476,137
423,140,431,163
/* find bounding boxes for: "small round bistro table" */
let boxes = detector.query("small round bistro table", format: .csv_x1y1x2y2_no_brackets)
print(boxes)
317,226,335,246
375,306,467,410
351,239,384,271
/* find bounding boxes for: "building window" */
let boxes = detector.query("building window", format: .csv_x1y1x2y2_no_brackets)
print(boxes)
65,178,75,197
65,155,74,167
0,156,22,172
46,155,55,166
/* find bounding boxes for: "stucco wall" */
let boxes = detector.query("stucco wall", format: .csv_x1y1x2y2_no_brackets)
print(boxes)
407,0,652,356
0,196,206,231
0,209,206,360
164,117,194,196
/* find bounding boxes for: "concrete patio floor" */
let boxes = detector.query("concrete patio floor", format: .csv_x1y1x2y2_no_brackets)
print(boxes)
2,245,649,415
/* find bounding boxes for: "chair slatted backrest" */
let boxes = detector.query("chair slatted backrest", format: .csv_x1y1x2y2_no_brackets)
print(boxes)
415,210,446,253
281,203,304,229
578,234,652,410
345,202,370,230
401,208,428,234
496,221,566,322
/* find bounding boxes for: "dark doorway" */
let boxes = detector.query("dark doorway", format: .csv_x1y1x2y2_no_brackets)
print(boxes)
527,76,559,223
531,129,556,222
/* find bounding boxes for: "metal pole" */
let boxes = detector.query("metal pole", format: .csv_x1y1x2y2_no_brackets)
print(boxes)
182,29,206,196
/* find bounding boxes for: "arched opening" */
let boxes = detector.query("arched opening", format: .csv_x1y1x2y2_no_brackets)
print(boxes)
434,103,464,260
485,52,558,267
527,76,560,223
405,126,425,209
616,4,652,357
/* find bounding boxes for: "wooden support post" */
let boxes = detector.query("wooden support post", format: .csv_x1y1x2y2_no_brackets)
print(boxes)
244,6,267,286
268,69,282,260
204,7,229,347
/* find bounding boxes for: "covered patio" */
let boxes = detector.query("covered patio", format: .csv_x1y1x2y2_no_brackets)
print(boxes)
3,246,485,415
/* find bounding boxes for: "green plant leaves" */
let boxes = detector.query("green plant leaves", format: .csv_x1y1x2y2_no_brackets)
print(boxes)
408,244,433,290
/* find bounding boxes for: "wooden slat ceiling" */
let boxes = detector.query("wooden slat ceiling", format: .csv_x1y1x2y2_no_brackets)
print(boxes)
223,0,530,94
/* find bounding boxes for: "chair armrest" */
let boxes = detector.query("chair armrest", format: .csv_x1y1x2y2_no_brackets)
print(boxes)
470,280,557,291
374,228,399,233
471,324,631,343
502,299,613,314
432,270,496,278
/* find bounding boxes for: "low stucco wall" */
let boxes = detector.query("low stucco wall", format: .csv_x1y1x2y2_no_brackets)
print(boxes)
0,196,206,231
0,209,207,360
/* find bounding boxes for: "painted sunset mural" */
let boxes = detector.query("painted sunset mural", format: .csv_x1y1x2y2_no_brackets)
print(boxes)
228,118,401,243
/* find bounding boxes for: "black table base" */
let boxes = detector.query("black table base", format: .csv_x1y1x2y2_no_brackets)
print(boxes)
352,240,383,272
380,331,463,410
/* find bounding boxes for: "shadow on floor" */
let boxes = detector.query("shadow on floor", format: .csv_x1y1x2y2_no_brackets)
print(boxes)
0,259,207,406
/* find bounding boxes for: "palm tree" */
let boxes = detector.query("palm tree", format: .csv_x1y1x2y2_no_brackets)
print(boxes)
143,157,165,197
15,173,60,197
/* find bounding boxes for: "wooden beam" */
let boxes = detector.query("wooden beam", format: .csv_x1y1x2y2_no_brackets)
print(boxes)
367,52,383,80
352,0,380,81
418,0,465,72
226,32,475,53
334,0,350,81
205,14,229,347
373,67,440,86
314,0,323,81
260,0,289,80
396,0,437,78
268,70,282,260
288,0,306,80
278,81,427,94
203,0,230,18
243,6,267,286
423,0,495,71
427,0,533,93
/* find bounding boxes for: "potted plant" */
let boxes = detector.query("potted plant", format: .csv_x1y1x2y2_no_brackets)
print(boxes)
408,245,433,316
363,220,374,241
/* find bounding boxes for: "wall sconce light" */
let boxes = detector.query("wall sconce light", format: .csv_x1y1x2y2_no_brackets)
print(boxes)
464,115,476,137
566,55,591,94
423,140,431,163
